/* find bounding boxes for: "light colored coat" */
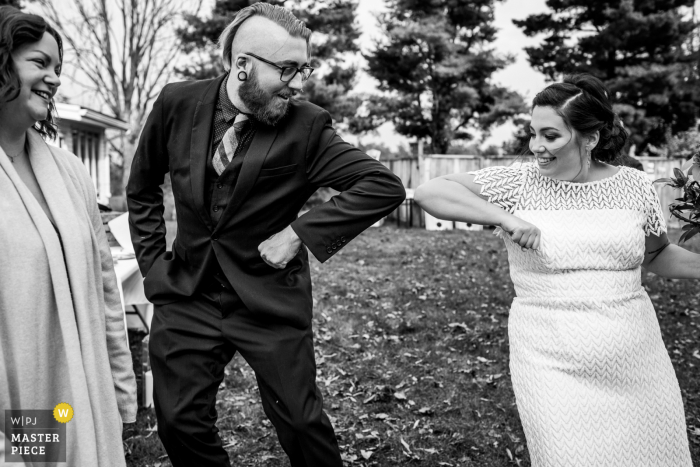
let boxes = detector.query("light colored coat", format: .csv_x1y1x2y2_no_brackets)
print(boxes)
0,129,137,466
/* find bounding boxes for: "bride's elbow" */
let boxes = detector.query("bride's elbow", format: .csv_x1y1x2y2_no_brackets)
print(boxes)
414,183,431,207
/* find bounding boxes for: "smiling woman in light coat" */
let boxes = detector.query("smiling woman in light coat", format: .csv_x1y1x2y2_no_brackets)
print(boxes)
0,6,136,466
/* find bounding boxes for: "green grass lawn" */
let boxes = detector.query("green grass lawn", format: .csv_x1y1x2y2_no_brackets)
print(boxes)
125,226,700,467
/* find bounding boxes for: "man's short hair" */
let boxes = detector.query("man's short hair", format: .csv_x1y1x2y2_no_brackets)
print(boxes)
218,3,312,71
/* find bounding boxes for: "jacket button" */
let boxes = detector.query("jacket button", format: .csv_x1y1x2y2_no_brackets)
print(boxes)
217,183,223,189
326,247,333,254
213,205,219,212
341,236,346,242
212,236,218,241
332,245,337,250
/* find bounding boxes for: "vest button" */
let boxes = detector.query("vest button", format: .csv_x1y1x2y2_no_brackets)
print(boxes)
213,205,219,212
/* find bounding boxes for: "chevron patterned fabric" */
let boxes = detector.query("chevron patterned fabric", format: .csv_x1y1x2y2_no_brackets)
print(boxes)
469,164,692,466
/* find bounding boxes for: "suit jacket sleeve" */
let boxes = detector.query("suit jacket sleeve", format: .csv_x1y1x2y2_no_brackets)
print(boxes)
290,110,406,262
126,88,169,277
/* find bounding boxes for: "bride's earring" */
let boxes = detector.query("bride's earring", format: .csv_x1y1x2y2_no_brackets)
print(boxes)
586,146,591,169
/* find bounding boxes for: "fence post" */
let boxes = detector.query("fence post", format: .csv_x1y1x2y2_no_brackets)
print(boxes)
418,140,430,186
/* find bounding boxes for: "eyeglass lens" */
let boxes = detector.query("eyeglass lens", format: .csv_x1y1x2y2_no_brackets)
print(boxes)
281,67,312,82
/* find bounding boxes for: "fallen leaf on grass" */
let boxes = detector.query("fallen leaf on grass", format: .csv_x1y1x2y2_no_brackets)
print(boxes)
448,322,470,333
360,449,373,460
324,374,340,387
394,391,407,401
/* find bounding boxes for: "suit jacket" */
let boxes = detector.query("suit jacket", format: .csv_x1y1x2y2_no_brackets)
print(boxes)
127,75,405,327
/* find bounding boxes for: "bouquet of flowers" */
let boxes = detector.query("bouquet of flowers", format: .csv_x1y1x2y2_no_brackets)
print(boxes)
658,152,700,243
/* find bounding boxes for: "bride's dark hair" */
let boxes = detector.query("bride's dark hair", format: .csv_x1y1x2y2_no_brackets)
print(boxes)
532,74,627,163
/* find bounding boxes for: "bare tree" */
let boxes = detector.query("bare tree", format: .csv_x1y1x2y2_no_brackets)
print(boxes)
37,0,202,195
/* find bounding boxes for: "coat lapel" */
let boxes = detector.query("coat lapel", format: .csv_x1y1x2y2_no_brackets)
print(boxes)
189,75,226,230
214,123,278,230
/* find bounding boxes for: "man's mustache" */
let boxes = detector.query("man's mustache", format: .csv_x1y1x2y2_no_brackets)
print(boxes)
278,89,300,99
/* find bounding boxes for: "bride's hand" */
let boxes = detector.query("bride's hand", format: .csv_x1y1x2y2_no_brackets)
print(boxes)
499,214,541,250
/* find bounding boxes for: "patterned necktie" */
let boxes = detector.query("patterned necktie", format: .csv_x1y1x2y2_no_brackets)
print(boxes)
213,113,249,175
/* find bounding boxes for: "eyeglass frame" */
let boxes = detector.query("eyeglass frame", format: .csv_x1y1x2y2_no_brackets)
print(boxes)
242,52,314,83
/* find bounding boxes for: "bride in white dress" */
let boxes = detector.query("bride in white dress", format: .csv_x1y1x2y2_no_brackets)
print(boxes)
415,74,699,466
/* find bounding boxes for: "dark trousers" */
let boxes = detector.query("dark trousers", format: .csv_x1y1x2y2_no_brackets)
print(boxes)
149,283,342,467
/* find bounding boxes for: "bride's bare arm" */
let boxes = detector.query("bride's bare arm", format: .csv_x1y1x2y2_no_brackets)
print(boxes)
414,173,509,225
643,233,700,279
414,173,542,250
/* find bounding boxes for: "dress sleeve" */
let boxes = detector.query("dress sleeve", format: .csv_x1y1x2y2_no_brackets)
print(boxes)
640,173,667,237
468,165,524,213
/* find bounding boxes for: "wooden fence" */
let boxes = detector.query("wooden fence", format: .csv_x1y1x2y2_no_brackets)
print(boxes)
382,155,685,229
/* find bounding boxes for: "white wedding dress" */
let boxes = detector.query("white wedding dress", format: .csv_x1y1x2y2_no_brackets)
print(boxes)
471,164,692,467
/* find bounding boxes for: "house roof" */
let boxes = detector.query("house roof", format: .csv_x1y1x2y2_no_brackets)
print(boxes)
55,103,129,131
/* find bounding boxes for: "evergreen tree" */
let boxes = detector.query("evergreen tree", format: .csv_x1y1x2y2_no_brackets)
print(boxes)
363,0,526,154
177,0,363,125
514,0,700,153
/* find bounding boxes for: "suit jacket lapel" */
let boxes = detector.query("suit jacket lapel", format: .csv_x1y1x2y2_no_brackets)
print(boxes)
214,123,278,230
189,75,226,230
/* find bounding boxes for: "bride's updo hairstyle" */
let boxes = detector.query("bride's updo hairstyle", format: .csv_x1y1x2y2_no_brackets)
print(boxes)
532,73,628,163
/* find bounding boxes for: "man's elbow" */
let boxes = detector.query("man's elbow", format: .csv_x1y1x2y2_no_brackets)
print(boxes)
390,174,407,204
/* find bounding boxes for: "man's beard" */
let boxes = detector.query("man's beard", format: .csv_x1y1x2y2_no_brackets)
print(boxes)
238,70,293,126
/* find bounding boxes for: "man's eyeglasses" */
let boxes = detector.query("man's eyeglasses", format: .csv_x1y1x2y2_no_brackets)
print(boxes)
243,52,314,83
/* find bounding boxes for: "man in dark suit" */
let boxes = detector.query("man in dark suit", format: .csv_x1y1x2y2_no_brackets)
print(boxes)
126,4,405,466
